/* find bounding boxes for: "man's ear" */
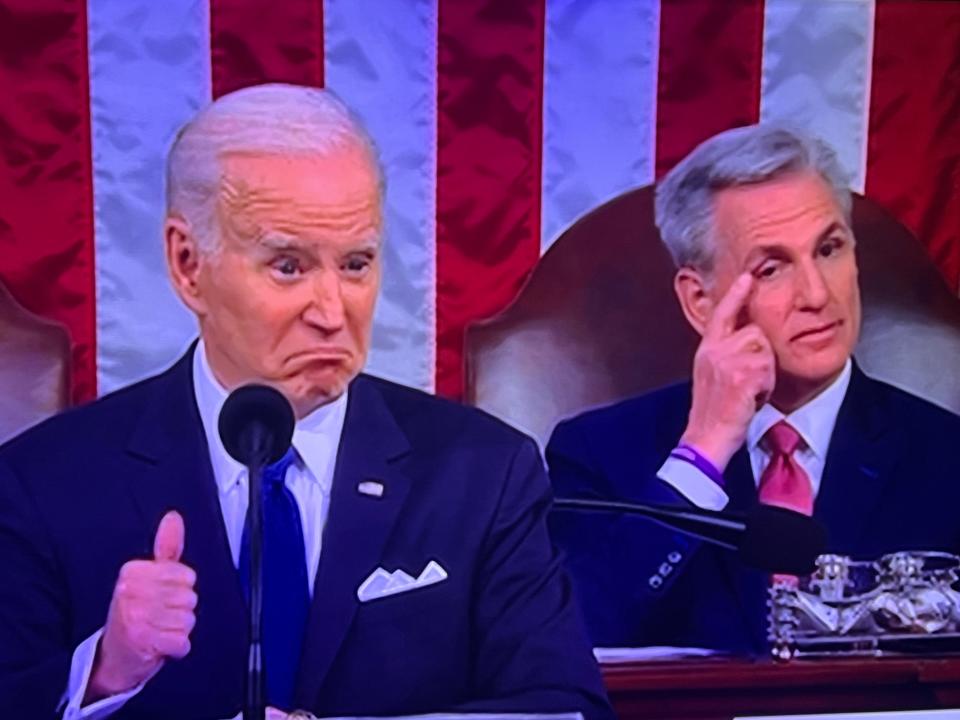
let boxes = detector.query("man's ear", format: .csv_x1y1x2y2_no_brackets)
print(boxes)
673,267,714,336
164,216,207,315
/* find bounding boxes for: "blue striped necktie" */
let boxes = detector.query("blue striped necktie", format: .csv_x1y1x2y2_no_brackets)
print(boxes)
239,448,309,710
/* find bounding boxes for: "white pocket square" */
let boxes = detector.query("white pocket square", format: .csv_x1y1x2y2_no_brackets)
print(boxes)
357,560,448,602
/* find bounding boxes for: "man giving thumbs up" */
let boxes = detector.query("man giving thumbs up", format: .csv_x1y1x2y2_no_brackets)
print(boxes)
86,511,197,703
0,83,611,720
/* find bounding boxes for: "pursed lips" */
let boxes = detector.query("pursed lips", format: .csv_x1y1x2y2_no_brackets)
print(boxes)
790,320,841,343
288,347,353,363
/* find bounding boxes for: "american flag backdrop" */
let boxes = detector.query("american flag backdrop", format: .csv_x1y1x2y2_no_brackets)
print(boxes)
1,0,958,407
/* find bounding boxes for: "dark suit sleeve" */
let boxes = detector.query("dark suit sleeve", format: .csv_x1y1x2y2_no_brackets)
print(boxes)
546,417,702,648
0,457,74,719
546,417,606,498
457,437,614,720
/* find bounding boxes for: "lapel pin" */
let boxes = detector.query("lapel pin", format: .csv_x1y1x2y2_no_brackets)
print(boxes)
358,480,385,498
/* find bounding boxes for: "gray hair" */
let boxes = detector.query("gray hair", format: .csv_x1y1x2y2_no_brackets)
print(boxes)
166,83,383,253
654,124,851,272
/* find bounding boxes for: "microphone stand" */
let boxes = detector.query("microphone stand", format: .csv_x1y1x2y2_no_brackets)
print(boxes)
244,426,268,720
552,497,826,575
552,497,745,550
218,383,295,720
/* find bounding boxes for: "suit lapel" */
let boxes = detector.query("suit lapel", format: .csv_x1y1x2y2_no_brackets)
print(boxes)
123,348,248,701
723,448,756,513
294,375,411,706
717,447,769,650
815,363,897,552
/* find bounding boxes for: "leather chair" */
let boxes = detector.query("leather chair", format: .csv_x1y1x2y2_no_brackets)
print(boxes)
0,281,71,443
465,186,960,447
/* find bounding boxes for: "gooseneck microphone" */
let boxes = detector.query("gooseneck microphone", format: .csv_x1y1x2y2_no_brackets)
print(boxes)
552,498,827,575
218,385,295,720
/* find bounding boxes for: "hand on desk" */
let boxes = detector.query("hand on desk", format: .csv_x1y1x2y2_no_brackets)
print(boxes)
681,273,775,471
85,510,198,702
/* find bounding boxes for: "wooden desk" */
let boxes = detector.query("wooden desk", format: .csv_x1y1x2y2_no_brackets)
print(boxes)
602,657,960,719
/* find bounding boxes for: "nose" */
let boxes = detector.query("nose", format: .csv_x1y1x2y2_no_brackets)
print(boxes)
302,270,346,333
795,259,830,311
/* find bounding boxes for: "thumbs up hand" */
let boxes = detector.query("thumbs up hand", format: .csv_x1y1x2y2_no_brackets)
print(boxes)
86,511,198,702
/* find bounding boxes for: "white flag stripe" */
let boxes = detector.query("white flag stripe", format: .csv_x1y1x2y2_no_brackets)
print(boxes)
541,0,661,254
324,0,439,393
88,0,210,393
760,0,876,193
857,0,876,197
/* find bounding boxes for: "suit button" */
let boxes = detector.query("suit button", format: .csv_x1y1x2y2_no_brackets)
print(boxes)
659,562,673,576
649,575,663,589
668,551,682,563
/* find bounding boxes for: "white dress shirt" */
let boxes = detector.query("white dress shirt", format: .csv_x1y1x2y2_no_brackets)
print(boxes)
658,359,852,510
61,341,348,719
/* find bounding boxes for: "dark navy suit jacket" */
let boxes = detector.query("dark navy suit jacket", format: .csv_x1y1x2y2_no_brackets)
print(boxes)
0,350,612,719
547,364,960,655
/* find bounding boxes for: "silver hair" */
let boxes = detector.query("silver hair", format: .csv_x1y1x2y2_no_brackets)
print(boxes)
654,124,852,272
165,83,383,253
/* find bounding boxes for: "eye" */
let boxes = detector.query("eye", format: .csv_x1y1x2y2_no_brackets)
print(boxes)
269,255,304,279
753,260,782,281
817,236,845,258
342,252,375,278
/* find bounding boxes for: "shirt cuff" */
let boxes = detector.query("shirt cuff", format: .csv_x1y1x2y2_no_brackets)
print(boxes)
59,628,145,720
657,456,730,511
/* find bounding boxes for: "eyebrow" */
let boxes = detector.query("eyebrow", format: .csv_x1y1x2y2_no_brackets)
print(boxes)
257,233,301,252
348,240,380,254
257,233,380,255
741,221,850,267
814,221,848,244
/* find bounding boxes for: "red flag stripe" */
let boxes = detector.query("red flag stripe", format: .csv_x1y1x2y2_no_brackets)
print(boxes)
866,0,960,292
0,1,97,402
210,0,324,98
655,0,766,178
435,0,546,398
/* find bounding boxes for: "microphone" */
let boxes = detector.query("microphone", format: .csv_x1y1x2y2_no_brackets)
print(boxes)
218,384,295,468
552,497,826,575
219,384,295,720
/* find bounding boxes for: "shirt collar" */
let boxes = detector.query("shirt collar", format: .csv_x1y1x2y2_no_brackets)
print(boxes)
747,358,852,459
192,340,349,494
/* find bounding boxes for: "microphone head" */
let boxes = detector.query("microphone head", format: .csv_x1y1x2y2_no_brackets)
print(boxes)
218,384,295,466
739,504,828,575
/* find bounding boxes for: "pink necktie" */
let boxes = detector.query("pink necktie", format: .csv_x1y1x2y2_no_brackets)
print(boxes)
758,421,813,516
759,421,813,586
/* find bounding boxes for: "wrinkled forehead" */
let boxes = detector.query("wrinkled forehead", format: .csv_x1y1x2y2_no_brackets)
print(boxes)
215,147,383,245
711,171,850,253
218,146,380,206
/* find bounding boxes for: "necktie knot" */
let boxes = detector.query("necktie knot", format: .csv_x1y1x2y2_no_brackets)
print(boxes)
758,419,813,518
763,421,803,457
758,420,814,586
263,448,297,491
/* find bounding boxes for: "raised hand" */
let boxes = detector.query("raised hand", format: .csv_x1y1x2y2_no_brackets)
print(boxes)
86,511,198,701
680,273,776,471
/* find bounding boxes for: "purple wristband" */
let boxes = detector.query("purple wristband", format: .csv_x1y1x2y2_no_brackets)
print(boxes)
669,443,725,487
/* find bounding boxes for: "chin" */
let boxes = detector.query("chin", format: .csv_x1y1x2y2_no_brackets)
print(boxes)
782,351,850,390
286,374,354,415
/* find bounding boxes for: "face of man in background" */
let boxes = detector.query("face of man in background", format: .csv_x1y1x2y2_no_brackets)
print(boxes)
176,143,382,417
704,170,861,406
